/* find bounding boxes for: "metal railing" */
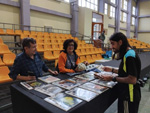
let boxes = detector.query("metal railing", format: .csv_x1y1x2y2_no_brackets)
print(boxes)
0,22,93,43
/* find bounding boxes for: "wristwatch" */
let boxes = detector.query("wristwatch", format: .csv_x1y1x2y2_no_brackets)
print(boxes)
112,76,117,82
112,68,114,73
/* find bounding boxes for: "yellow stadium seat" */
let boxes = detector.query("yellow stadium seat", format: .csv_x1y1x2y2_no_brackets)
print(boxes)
44,36,50,39
37,44,44,52
92,54,97,61
55,36,62,40
29,35,36,39
44,44,52,51
89,44,94,48
0,38,4,45
85,48,92,55
79,56,86,63
44,51,55,60
3,53,16,66
0,28,5,35
51,44,59,50
30,31,37,35
23,30,30,35
95,48,100,54
36,39,44,44
6,29,15,35
86,55,94,64
44,38,51,44
96,54,103,60
80,49,86,55
51,39,58,44
58,44,63,50
15,29,22,35
53,50,60,59
44,32,49,36
37,32,44,37
74,37,78,41
0,44,11,55
20,34,29,40
91,48,97,54
75,49,81,56
57,39,63,44
0,66,12,84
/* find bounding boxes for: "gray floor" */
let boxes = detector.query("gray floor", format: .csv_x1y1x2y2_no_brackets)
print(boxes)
105,81,150,113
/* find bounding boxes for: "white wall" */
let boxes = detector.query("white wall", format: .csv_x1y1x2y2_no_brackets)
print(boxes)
30,10,71,30
78,7,92,36
0,4,20,26
138,1,150,44
30,0,70,15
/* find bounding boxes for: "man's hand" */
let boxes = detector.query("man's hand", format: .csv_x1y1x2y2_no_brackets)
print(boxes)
51,71,58,75
16,75,36,81
27,76,36,81
103,66,112,72
94,73,113,81
101,75,113,81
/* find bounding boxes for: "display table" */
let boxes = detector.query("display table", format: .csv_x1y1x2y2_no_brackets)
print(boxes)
11,81,118,113
10,52,150,113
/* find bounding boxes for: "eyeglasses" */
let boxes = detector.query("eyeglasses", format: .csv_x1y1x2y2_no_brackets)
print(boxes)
68,44,74,47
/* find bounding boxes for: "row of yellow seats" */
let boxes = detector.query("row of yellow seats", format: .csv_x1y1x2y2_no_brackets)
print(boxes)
44,49,103,62
0,28,72,37
36,39,85,45
44,50,61,61
37,43,97,53
20,34,75,40
79,54,103,64
37,44,63,52
76,48,105,56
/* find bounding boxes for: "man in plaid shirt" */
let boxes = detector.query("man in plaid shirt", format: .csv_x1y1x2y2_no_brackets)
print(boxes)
9,38,58,81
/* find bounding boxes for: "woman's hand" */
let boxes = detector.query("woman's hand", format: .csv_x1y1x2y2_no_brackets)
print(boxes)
83,61,89,66
75,67,82,72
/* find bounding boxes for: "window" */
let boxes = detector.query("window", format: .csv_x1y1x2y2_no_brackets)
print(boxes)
120,0,122,8
110,0,116,4
104,3,108,15
132,6,136,15
64,0,69,2
110,6,115,18
120,12,122,21
123,12,127,22
78,0,98,11
123,0,127,10
93,18,96,22
132,17,135,25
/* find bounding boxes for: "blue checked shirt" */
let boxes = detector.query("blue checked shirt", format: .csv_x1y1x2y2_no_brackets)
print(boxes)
9,52,49,80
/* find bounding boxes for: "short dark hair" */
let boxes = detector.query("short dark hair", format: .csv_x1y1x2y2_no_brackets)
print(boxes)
22,38,36,49
63,39,77,53
109,32,131,59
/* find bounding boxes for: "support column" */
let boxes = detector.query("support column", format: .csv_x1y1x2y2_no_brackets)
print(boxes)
20,0,30,30
70,0,79,37
99,0,105,13
126,0,132,38
135,1,139,39
115,0,121,32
